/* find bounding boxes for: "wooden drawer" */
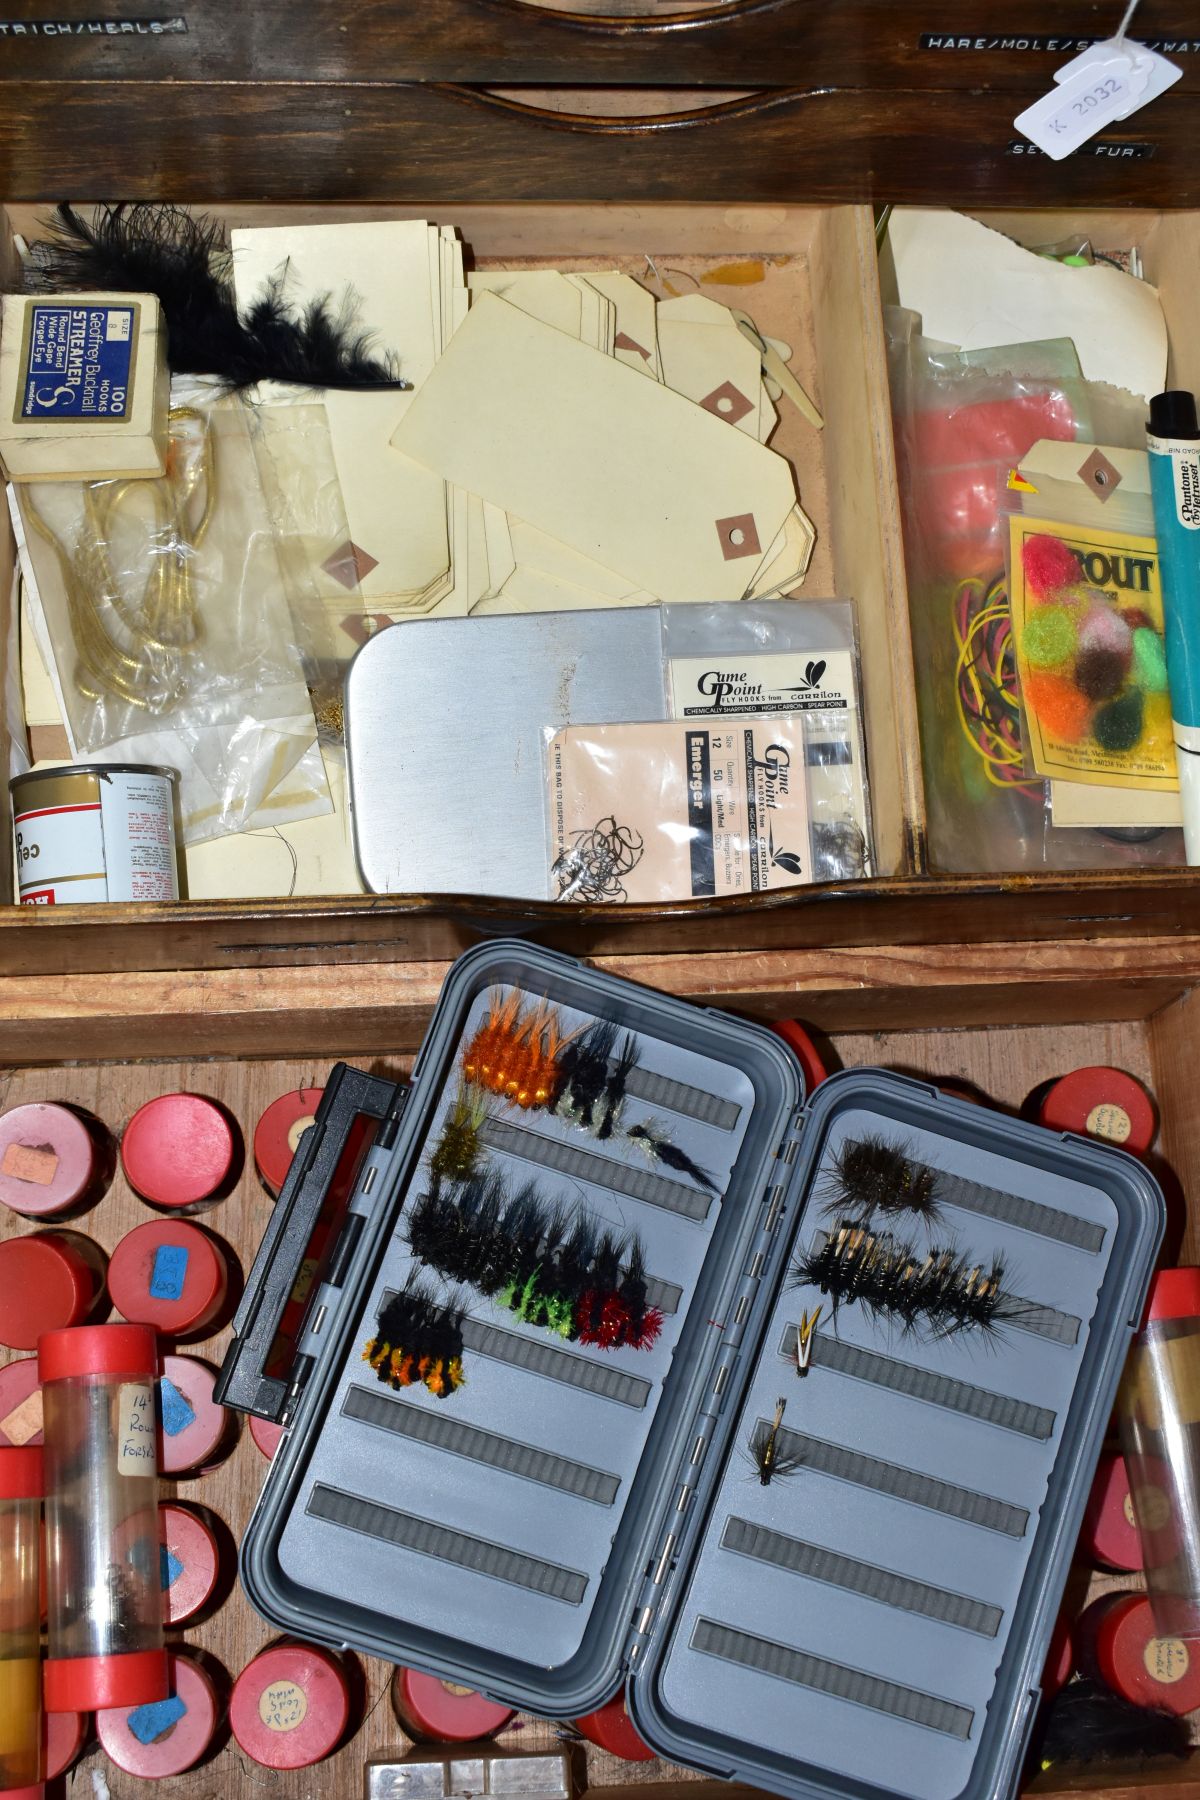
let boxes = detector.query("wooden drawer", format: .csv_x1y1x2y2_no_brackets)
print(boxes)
0,83,1197,205
0,0,1196,94
5,200,1200,984
0,950,1197,1799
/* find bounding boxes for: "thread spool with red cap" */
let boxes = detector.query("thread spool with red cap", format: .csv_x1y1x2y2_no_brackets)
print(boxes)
254,1088,324,1198
1043,1613,1074,1697
0,1359,42,1448
120,1094,236,1212
0,1445,44,1800
574,1692,654,1762
108,1220,230,1340
43,1709,88,1781
159,1502,220,1627
229,1642,349,1769
38,1323,167,1714
1036,1068,1158,1157
1080,1451,1145,1572
0,1103,106,1219
769,1021,826,1092
158,1355,233,1475
96,1647,221,1779
1076,1591,1200,1715
0,1231,107,1351
391,1668,515,1743
249,1415,284,1461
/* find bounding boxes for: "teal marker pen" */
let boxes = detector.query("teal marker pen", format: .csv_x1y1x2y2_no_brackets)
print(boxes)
1147,390,1200,862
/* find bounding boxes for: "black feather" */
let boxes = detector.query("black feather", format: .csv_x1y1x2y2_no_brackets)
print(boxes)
824,1136,941,1225
597,1031,639,1140
26,203,409,393
1037,1678,1190,1767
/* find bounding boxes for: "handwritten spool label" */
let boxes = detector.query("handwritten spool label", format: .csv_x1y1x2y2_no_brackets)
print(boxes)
1132,1482,1173,1532
0,1388,43,1445
1,1141,58,1185
1087,1102,1132,1142
441,1682,474,1697
116,1382,155,1475
287,1114,317,1156
259,1681,307,1733
1145,1635,1189,1684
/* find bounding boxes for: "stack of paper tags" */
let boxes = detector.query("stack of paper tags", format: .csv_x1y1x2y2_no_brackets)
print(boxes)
229,222,814,639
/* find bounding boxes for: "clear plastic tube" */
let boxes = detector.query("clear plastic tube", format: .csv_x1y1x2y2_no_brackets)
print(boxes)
39,1325,167,1711
0,1447,42,1794
1118,1268,1200,1638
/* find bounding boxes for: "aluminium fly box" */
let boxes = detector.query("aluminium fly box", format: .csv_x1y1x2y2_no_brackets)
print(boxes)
217,940,1164,1800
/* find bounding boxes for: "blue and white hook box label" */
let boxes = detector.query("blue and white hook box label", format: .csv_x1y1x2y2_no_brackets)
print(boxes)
17,302,139,421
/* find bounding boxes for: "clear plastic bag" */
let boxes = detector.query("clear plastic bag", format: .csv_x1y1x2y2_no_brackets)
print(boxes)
885,307,1178,872
661,599,873,882
12,391,330,844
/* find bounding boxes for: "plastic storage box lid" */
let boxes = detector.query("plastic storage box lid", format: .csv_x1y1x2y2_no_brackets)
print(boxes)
225,941,1164,1800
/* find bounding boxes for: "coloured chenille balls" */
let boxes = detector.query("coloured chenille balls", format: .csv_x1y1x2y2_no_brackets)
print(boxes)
1131,627,1170,694
1025,671,1091,743
1022,533,1082,600
1093,688,1145,754
1023,604,1077,669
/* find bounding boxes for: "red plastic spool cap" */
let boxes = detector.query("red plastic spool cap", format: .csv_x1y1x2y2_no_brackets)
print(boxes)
1081,1452,1144,1572
121,1094,235,1210
230,1643,350,1770
158,1355,229,1475
574,1693,655,1762
770,1021,826,1093
0,1358,43,1447
1146,1266,1200,1324
249,1415,285,1460
254,1089,324,1197
1083,1592,1200,1716
0,1786,44,1800
38,1321,156,1386
391,1669,515,1743
0,1443,43,1498
96,1648,219,1778
1039,1068,1157,1156
43,1710,88,1781
45,1645,169,1714
1043,1614,1073,1696
159,1501,220,1626
0,1103,99,1218
108,1220,229,1338
0,1232,105,1351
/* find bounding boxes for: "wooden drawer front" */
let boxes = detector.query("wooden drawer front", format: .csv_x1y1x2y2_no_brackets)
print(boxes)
0,83,1196,203
0,0,1196,89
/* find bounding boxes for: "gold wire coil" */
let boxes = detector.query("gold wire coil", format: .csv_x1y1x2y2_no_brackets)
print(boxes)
22,405,216,713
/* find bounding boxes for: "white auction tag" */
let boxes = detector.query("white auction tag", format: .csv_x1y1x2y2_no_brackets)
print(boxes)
1053,35,1182,119
1014,51,1142,159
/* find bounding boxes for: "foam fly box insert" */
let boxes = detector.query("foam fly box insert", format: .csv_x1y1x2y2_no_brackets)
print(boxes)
216,941,1164,1800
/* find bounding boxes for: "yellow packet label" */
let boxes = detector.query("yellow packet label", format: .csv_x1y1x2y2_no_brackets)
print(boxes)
1009,513,1177,791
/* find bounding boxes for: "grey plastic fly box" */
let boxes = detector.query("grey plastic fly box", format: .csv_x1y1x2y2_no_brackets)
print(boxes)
216,940,1164,1800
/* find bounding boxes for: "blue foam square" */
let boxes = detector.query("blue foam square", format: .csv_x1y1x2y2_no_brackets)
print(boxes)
159,1376,196,1438
149,1243,189,1301
160,1545,185,1590
127,1695,187,1745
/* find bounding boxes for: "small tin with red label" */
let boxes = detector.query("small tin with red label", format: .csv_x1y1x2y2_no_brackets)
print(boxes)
575,1693,654,1762
1080,1451,1145,1572
121,1094,236,1212
158,1355,233,1475
230,1642,349,1769
0,1230,107,1349
1076,1591,1200,1715
1037,1068,1158,1157
0,1102,107,1218
391,1668,515,1743
255,1089,325,1198
96,1647,220,1777
159,1501,221,1626
9,763,179,906
109,1219,230,1339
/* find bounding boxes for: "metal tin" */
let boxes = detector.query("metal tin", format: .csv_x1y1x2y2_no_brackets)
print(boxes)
9,762,179,905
